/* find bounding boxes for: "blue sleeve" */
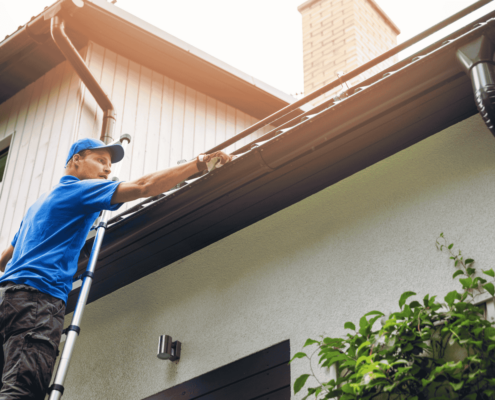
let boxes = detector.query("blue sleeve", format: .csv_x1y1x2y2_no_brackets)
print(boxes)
77,179,124,214
11,220,22,247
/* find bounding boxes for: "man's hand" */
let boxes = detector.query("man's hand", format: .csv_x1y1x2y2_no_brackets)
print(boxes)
196,151,233,172
111,150,234,205
0,245,14,273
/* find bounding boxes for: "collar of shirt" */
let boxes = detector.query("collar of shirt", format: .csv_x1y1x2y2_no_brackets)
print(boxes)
60,175,80,183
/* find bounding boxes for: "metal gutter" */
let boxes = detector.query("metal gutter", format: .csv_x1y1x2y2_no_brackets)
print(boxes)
108,12,495,230
50,13,116,143
104,7,495,234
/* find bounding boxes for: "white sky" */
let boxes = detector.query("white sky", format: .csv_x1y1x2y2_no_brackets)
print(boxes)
1,0,495,96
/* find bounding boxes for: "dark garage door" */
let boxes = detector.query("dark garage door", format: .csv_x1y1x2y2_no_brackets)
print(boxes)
143,340,290,400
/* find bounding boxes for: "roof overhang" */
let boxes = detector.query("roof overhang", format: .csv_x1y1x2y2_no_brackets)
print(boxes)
66,10,495,313
0,0,295,120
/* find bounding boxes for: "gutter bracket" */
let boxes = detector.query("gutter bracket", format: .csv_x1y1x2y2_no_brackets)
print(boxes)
456,34,495,135
252,145,275,173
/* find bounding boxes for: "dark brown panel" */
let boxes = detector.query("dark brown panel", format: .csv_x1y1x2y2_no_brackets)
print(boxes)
197,364,289,400
250,387,291,400
143,340,290,400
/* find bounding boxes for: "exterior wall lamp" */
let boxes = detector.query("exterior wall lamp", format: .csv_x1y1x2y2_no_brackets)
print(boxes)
157,335,181,361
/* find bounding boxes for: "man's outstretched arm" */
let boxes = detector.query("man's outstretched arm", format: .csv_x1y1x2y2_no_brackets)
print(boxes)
111,151,232,205
0,244,14,272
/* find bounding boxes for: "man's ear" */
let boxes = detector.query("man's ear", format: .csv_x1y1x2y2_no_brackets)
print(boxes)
71,154,81,169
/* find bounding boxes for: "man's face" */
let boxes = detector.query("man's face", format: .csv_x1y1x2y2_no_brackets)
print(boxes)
74,148,112,180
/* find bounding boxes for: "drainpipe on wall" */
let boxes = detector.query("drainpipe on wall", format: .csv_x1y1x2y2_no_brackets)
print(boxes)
51,14,116,144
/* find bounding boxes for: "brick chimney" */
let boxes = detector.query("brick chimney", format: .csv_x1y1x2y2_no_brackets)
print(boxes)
298,0,400,105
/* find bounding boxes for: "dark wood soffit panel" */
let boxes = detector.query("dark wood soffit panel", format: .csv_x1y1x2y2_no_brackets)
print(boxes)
143,340,290,400
66,73,477,312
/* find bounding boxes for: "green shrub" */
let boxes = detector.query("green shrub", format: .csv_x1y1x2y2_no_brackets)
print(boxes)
292,234,495,399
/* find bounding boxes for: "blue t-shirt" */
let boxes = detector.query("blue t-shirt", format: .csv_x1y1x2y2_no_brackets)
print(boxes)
0,175,123,303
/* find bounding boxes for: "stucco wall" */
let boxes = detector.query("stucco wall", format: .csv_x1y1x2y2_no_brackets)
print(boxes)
60,114,495,399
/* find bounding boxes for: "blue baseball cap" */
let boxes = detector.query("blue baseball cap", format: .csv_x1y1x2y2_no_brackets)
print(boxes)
65,138,125,167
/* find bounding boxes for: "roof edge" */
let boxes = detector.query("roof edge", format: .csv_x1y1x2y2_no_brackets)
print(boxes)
297,0,401,35
86,0,296,105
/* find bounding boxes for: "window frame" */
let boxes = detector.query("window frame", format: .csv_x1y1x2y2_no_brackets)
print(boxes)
0,133,13,196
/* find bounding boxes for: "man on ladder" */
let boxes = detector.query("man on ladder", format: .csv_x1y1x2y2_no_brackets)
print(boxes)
0,137,232,399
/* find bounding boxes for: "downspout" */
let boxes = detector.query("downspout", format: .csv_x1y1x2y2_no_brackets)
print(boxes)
50,14,116,144
456,35,495,135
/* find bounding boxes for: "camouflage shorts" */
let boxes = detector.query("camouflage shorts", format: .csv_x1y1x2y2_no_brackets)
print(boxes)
0,282,65,399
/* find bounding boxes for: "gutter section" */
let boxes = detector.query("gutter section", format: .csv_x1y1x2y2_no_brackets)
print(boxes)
51,13,116,143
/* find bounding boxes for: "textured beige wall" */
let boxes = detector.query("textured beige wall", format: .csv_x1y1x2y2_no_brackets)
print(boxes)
299,0,398,105
60,114,495,399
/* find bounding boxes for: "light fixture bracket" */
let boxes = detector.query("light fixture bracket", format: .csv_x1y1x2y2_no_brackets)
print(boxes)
157,335,181,361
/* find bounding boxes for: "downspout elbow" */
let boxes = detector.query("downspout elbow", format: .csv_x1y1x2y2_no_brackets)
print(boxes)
50,15,116,143
456,35,495,135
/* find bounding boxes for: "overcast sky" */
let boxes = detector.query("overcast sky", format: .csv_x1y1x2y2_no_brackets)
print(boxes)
1,0,494,96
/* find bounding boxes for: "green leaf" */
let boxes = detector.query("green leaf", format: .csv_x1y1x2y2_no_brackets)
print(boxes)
294,374,310,394
357,341,371,355
483,269,495,277
448,243,454,249
450,381,464,391
483,283,495,296
467,267,476,276
459,277,473,288
303,339,319,348
344,322,356,331
363,310,385,317
465,258,474,264
445,291,457,308
409,301,422,308
452,270,464,278
399,291,416,309
289,352,307,363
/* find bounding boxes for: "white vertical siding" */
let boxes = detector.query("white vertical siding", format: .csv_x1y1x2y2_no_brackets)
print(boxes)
0,41,277,248
0,58,84,250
